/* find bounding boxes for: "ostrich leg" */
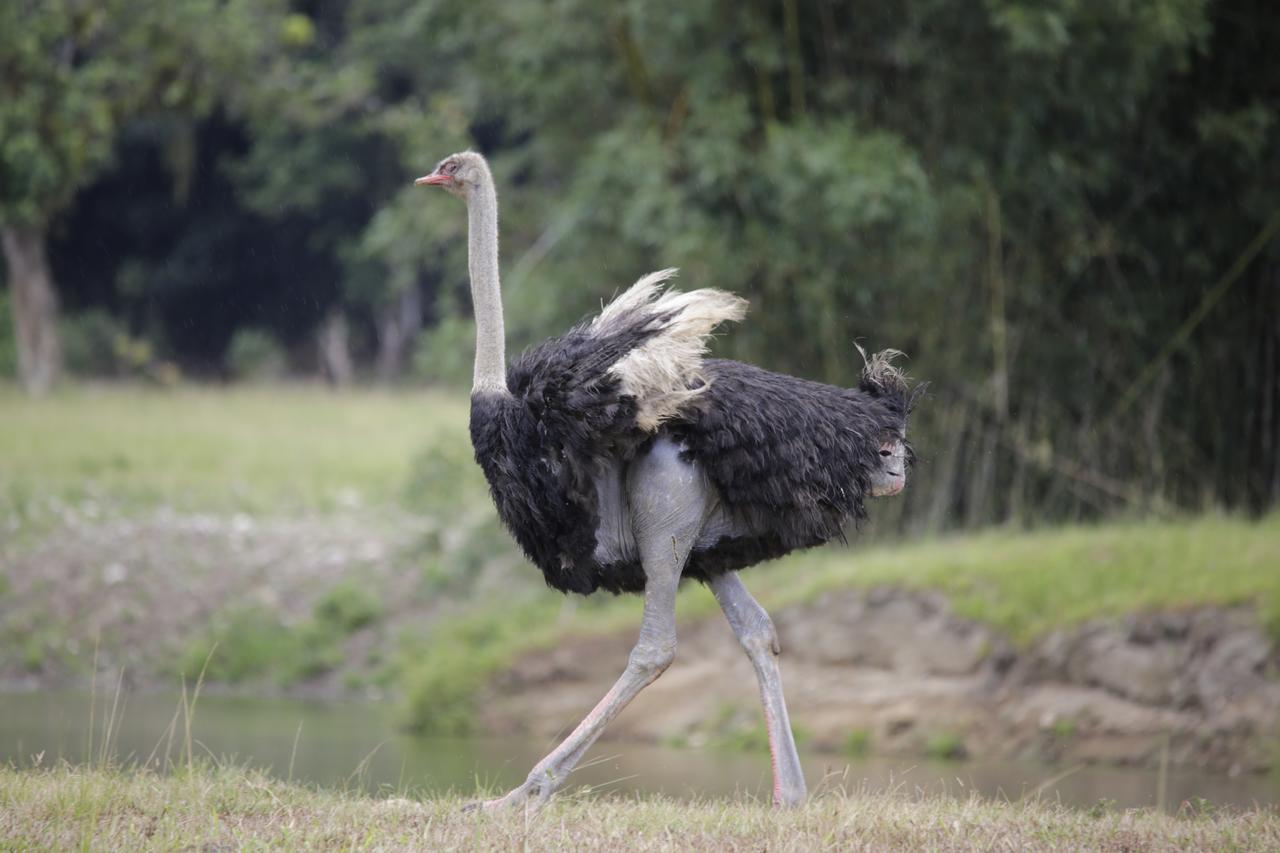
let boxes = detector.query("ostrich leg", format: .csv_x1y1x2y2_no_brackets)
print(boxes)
475,439,707,810
710,572,807,806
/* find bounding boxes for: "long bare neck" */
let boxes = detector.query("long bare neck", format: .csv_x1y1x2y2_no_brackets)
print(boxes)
467,172,508,395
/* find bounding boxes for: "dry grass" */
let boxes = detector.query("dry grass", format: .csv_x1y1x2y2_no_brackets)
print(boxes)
1,764,1277,851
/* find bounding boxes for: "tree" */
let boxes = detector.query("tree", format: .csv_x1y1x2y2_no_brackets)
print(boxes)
225,0,473,382
0,0,284,392
369,0,1278,519
12,0,1278,517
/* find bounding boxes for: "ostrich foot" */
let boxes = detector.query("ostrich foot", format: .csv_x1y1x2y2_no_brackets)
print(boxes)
463,772,560,813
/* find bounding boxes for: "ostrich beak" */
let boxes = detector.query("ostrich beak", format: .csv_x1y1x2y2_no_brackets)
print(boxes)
415,172,451,187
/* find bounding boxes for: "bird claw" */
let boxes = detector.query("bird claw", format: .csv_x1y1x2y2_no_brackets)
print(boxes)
461,793,520,814
462,779,552,814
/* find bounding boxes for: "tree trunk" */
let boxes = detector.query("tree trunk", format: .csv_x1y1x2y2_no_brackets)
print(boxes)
316,308,354,388
1,224,61,394
374,286,422,383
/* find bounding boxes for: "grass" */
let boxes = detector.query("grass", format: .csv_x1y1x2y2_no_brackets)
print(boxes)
0,382,468,518
758,512,1280,646
1,763,1277,851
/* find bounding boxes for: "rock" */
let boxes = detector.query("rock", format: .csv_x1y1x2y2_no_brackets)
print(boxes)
775,588,1000,677
1193,622,1274,709
1074,629,1185,706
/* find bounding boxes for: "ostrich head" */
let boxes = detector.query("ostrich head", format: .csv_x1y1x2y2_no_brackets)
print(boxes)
415,151,489,200
858,346,921,498
870,433,910,497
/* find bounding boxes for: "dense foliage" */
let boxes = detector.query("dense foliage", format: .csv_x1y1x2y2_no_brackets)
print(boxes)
2,0,1277,525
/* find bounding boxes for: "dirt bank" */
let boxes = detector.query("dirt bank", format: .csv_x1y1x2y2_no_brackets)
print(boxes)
484,588,1280,774
0,509,432,691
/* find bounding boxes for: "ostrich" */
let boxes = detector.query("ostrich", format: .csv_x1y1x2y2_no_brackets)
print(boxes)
416,151,917,810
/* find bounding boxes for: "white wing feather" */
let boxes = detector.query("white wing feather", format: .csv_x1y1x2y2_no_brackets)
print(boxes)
592,269,747,431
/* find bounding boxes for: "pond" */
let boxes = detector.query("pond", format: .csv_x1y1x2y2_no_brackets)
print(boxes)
2,690,1277,811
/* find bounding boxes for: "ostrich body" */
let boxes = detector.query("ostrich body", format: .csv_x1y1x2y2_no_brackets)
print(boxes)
417,152,915,809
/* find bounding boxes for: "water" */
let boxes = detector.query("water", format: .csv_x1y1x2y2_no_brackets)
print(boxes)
2,689,1277,810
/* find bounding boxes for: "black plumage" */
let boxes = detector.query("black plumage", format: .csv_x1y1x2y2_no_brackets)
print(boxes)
470,314,916,596
676,358,914,581
470,312,662,595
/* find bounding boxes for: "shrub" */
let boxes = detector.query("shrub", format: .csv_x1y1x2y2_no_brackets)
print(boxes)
59,308,180,383
60,309,123,376
227,329,286,381
313,580,382,633
179,579,388,686
844,728,873,758
1088,798,1118,819
1051,717,1078,740
401,438,497,557
279,623,346,683
402,439,482,516
411,315,474,388
0,291,17,378
398,603,557,736
179,607,293,684
706,704,810,753
924,731,967,761
400,641,491,737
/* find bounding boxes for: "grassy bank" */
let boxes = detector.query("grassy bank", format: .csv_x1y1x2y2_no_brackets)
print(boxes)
2,764,1276,851
403,513,1280,732
733,512,1280,644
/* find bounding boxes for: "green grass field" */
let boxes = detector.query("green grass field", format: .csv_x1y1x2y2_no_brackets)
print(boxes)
0,383,468,516
2,764,1276,851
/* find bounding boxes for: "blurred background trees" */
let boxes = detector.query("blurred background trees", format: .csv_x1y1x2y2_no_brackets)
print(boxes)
2,0,1277,526
0,0,292,390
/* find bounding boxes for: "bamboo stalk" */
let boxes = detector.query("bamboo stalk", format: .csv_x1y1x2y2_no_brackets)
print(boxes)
1111,208,1280,422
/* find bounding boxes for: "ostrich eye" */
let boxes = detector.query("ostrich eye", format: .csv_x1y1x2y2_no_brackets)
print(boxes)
879,449,892,457
444,161,458,174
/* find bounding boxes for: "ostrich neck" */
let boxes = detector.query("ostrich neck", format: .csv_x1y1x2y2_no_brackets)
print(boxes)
467,179,508,395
